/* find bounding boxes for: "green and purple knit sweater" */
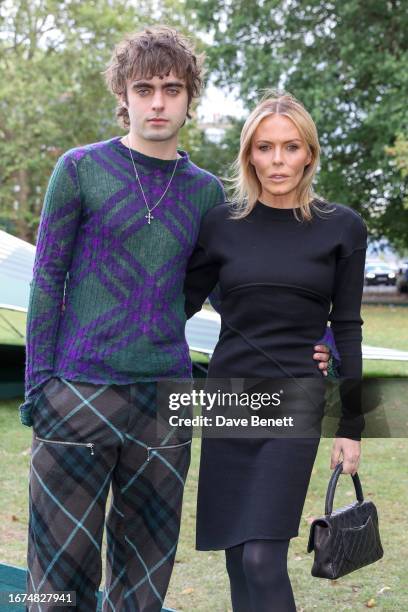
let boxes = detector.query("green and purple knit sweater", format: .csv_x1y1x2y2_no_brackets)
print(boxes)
20,136,225,426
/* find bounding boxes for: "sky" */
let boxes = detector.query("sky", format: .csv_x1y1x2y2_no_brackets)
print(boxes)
197,82,246,123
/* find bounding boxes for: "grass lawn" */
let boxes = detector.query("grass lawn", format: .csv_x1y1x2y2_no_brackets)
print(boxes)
0,400,407,611
0,308,26,346
361,305,408,377
0,304,407,609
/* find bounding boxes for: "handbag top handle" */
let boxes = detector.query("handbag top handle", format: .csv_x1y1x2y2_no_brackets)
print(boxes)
325,461,364,516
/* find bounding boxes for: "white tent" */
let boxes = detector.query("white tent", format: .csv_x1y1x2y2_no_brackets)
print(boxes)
0,230,35,347
0,229,35,312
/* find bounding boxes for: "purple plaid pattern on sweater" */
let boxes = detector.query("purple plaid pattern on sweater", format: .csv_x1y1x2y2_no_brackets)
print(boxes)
21,137,225,425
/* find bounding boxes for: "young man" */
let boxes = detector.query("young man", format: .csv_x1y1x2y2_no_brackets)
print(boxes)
21,26,330,611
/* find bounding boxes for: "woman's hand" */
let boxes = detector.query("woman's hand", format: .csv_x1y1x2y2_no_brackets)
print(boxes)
313,344,330,377
330,437,361,476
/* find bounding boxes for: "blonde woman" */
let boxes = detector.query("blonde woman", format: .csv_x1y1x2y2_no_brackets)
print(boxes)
184,91,367,611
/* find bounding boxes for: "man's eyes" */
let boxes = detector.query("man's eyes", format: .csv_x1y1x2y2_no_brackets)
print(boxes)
133,87,181,96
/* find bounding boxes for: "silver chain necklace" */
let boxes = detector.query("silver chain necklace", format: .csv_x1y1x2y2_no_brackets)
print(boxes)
126,136,179,225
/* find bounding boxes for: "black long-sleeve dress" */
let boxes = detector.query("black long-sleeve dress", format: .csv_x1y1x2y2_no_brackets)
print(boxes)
184,199,367,550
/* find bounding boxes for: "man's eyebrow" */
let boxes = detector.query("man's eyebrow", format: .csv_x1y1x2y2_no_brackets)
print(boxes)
163,81,185,87
131,80,152,87
131,80,185,88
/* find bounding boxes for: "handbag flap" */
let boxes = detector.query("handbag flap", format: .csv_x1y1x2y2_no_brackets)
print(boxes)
307,518,330,553
341,514,376,562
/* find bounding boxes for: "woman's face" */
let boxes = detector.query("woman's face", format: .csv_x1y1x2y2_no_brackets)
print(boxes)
250,114,312,207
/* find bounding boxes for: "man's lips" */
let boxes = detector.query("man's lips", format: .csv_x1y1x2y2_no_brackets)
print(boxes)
148,118,168,123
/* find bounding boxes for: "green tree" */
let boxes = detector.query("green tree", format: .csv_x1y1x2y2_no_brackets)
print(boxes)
184,117,243,190
0,0,144,241
385,134,408,252
187,0,408,250
0,0,202,242
387,134,408,181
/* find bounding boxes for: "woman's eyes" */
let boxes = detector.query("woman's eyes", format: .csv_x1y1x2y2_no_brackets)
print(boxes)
258,144,300,151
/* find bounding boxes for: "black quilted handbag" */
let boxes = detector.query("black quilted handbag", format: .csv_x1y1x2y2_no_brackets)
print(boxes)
307,461,383,579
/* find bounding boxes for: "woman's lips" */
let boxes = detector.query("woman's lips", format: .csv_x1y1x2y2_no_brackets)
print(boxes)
268,175,289,181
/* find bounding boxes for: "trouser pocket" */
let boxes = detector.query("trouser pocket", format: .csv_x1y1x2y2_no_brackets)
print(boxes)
146,439,192,462
35,435,95,455
32,379,130,446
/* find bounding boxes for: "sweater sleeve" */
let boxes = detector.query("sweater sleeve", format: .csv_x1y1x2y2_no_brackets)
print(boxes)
19,153,82,426
328,211,367,440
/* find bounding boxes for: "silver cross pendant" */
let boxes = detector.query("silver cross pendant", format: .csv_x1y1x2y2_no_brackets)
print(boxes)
145,211,154,224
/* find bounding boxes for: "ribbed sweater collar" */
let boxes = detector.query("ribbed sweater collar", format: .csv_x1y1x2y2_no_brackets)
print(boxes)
111,136,190,170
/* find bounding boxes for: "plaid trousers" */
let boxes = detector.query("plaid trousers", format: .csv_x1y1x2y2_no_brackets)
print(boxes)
27,378,192,612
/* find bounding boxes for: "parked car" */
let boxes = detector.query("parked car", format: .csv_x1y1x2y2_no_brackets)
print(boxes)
364,263,397,286
396,262,408,294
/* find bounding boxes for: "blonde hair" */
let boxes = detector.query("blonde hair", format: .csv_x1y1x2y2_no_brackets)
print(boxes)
230,90,327,221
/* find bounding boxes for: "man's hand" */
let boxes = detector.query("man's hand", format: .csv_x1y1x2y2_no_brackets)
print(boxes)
330,438,361,476
313,344,330,377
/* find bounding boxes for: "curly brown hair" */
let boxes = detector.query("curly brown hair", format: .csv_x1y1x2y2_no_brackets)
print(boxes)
103,26,205,129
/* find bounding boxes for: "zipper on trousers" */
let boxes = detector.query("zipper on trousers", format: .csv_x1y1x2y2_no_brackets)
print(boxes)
35,435,95,455
146,439,191,462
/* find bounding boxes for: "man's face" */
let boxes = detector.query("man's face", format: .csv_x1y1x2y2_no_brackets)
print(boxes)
123,71,189,145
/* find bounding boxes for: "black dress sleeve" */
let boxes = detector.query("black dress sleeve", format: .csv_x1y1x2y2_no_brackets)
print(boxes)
328,211,367,440
183,210,221,319
183,243,220,319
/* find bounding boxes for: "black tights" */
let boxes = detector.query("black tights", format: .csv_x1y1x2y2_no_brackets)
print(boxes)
225,539,296,612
